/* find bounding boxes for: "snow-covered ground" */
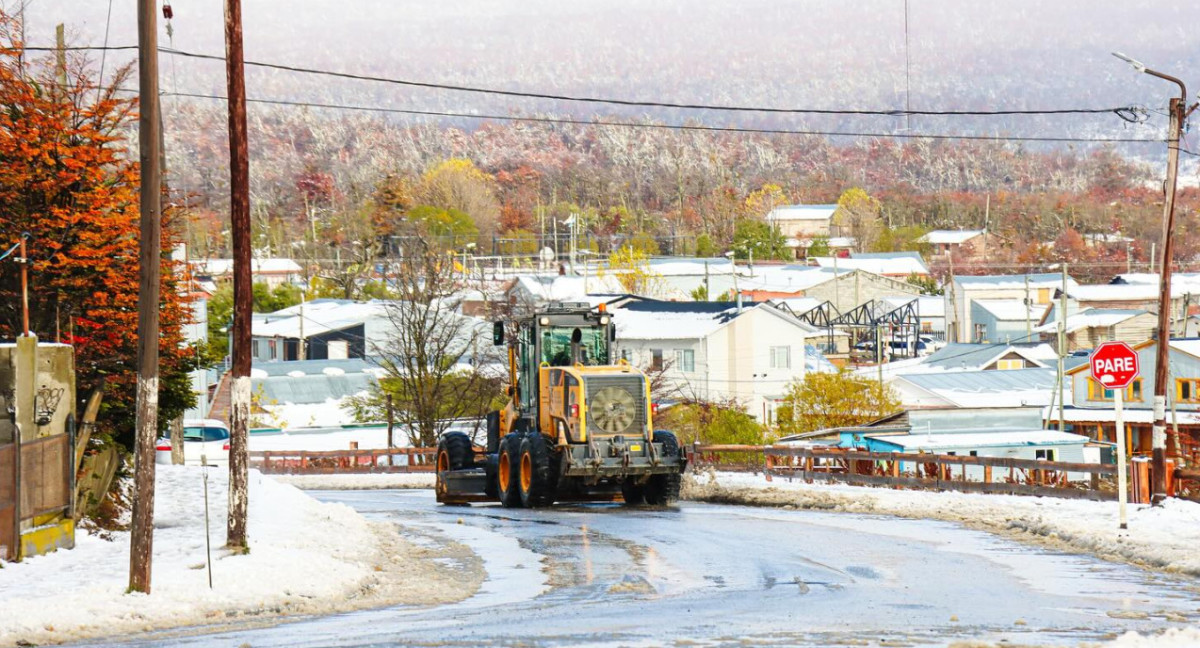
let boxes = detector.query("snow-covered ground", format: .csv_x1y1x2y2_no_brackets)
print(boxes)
0,467,480,647
249,426,402,451
684,470,1200,648
270,472,434,490
685,470,1200,576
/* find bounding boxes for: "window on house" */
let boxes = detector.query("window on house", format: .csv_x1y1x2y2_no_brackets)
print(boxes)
650,349,663,371
1035,449,1056,461
252,339,261,357
995,359,1023,370
974,324,987,343
1089,378,1143,402
770,346,791,369
969,451,978,457
674,349,695,373
268,339,277,360
1177,379,1200,404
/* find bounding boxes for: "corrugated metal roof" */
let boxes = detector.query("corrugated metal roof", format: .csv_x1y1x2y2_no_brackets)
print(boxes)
766,204,838,221
901,367,1056,392
812,256,930,276
956,273,1075,289
922,343,1049,370
252,373,375,405
865,429,1089,451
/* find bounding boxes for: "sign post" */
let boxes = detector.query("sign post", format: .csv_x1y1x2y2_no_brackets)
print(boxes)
1090,341,1140,530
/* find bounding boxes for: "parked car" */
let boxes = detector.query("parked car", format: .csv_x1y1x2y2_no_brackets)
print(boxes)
155,419,230,466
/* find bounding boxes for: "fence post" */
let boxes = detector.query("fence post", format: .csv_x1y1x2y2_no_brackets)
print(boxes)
983,464,992,485
804,450,814,484
764,449,774,482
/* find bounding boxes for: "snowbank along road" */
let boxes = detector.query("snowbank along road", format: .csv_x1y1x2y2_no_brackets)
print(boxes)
70,488,1200,648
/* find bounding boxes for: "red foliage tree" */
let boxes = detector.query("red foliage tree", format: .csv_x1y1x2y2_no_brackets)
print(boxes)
0,24,196,445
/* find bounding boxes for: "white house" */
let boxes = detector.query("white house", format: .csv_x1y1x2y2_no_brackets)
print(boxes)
765,204,838,239
919,229,987,256
609,300,832,423
190,258,303,288
948,273,1077,344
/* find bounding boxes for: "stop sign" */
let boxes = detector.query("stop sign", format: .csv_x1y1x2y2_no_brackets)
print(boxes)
1090,341,1140,389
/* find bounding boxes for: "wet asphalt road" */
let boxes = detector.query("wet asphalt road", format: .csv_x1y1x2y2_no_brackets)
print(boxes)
80,489,1200,647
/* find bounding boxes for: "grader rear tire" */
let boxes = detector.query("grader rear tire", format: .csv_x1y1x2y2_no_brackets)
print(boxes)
497,434,524,508
621,479,646,505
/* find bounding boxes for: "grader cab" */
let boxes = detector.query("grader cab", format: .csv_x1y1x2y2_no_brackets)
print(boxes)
435,302,685,507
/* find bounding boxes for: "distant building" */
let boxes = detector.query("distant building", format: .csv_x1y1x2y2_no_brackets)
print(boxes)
765,204,838,239
813,252,931,278
190,258,303,288
919,229,987,256
970,299,1046,343
1056,338,1200,462
948,273,1077,344
1032,308,1156,352
889,368,1063,409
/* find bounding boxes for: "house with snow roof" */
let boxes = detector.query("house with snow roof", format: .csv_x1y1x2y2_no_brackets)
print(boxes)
1058,338,1200,461
889,368,1064,410
919,229,987,257
190,257,303,288
833,408,1093,473
1032,308,1156,352
812,252,931,278
249,299,391,362
948,273,1077,344
609,300,833,423
765,204,837,239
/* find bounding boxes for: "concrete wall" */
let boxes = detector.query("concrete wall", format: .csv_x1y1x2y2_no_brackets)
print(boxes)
803,270,920,314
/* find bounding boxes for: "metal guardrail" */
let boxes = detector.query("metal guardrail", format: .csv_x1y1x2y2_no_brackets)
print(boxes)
249,447,436,474
688,444,1122,502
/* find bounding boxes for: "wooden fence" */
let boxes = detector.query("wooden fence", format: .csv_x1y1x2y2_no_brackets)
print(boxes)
249,447,437,475
689,444,1121,501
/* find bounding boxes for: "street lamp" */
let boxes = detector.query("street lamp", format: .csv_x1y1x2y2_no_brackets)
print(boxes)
1112,51,1199,504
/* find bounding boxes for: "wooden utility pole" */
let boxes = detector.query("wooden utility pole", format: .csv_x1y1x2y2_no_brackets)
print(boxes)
224,0,251,552
1152,94,1188,504
129,0,162,594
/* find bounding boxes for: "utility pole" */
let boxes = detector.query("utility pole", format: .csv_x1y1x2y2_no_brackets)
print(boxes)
129,0,161,594
1024,274,1032,342
1058,264,1068,432
1113,52,1199,503
224,0,251,552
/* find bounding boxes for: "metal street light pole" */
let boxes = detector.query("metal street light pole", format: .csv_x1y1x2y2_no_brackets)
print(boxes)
1113,52,1199,504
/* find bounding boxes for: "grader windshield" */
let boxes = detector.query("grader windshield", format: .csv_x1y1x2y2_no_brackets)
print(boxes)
540,326,610,366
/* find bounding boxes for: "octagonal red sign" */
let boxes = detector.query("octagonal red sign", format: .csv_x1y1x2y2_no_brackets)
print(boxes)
1090,341,1140,389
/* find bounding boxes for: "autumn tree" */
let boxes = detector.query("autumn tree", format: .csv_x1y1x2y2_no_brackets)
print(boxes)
603,246,666,295
833,187,884,253
655,399,770,446
0,28,196,445
776,372,899,435
417,158,501,240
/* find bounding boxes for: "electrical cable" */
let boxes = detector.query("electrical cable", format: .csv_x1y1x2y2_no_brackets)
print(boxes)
160,90,1165,144
21,44,1149,120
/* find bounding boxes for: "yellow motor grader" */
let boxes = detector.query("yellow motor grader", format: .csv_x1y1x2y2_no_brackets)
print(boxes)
435,302,685,507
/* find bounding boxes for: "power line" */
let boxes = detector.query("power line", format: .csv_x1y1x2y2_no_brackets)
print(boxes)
160,90,1165,144
23,44,1149,120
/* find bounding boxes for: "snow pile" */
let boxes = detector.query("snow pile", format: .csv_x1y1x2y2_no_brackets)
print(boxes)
257,396,358,429
683,470,1200,576
1104,628,1200,647
0,466,480,646
271,472,434,490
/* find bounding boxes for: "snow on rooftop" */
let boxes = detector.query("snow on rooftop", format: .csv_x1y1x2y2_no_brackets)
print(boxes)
612,303,743,340
1032,308,1146,334
956,273,1076,290
1070,282,1196,301
866,429,1090,451
191,258,302,275
883,296,945,317
765,204,838,221
920,229,985,245
972,298,1045,321
812,256,929,276
254,301,390,339
1169,338,1200,360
